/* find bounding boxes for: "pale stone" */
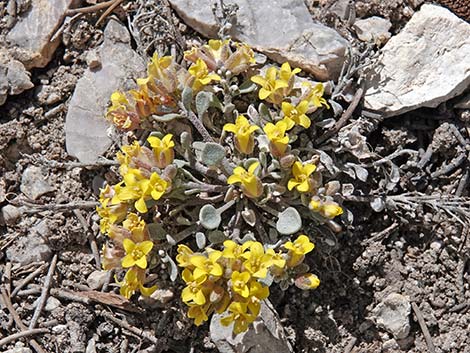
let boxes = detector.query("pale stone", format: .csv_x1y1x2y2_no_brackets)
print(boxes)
65,19,145,163
20,166,54,200
353,16,392,44
6,0,76,69
364,4,470,117
210,300,293,353
372,293,411,340
0,50,34,105
168,0,348,80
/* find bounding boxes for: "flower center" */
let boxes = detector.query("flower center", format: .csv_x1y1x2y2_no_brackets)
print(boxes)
132,249,144,260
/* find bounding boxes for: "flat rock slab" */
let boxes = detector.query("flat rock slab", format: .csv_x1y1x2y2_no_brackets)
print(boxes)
6,0,75,69
364,4,470,117
168,0,348,80
210,300,293,353
65,19,145,163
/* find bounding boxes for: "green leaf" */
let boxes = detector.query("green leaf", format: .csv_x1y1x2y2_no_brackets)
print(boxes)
151,113,183,122
201,142,226,166
182,86,193,111
276,207,302,235
259,103,272,120
195,91,213,117
237,80,258,95
147,223,167,240
199,204,221,230
207,230,225,244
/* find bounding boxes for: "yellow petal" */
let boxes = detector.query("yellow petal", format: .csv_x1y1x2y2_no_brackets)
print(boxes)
248,161,260,174
223,123,237,132
297,180,310,193
135,197,148,213
194,290,206,305
227,174,243,185
139,241,154,255
303,163,316,176
250,75,266,86
135,256,148,269
123,238,135,253
121,254,136,268
287,179,299,191
259,88,271,100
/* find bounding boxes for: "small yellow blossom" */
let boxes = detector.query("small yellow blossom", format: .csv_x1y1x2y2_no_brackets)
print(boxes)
223,115,260,154
187,304,209,326
278,62,301,83
241,242,273,278
250,67,288,103
295,273,320,290
305,82,330,109
247,281,269,316
225,43,256,74
189,251,223,279
106,91,140,130
309,198,343,219
282,100,311,129
284,235,315,267
222,240,244,259
227,162,263,199
148,53,172,81
188,58,221,91
231,271,251,298
181,268,207,305
118,267,157,299
266,249,286,269
220,302,256,334
176,244,195,268
287,161,316,193
263,120,290,157
147,134,175,168
121,238,153,269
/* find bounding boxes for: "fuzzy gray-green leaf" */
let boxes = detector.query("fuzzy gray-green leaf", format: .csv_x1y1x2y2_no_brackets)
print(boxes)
201,142,226,166
199,204,221,230
276,207,302,235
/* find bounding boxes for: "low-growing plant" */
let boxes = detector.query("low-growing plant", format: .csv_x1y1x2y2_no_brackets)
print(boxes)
97,39,343,333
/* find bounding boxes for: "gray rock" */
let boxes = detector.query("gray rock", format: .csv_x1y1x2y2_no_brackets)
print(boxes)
85,49,101,70
0,50,34,105
34,296,61,311
210,300,293,353
65,19,145,163
86,270,108,290
372,293,411,340
364,4,470,117
20,166,54,200
1,204,23,225
168,0,348,80
4,345,33,353
6,228,52,265
6,0,75,69
353,16,392,44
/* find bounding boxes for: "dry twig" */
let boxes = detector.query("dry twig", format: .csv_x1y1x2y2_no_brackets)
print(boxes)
11,264,46,298
411,302,436,353
0,328,49,348
73,209,101,269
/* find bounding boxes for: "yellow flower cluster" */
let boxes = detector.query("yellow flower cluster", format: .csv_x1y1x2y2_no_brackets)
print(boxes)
176,235,319,334
100,212,156,298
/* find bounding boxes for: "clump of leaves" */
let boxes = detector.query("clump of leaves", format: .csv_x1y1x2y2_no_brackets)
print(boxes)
97,39,343,333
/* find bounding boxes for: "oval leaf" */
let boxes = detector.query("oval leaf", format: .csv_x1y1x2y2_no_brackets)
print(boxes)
199,204,221,230
276,207,302,235
201,142,226,166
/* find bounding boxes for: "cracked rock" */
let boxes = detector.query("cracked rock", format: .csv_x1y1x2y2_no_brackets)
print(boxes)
364,4,470,117
65,19,145,163
353,16,392,45
372,293,411,340
6,0,76,69
168,0,348,80
20,166,54,200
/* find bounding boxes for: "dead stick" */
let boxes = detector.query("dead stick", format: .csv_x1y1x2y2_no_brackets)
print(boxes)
411,302,436,353
315,87,364,145
19,200,99,213
0,289,46,353
100,311,161,345
66,0,116,15
96,0,124,26
11,264,46,297
0,328,49,348
73,209,101,269
344,337,357,353
29,254,58,329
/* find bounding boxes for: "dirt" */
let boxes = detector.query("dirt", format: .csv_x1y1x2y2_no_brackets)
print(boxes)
1,1,470,353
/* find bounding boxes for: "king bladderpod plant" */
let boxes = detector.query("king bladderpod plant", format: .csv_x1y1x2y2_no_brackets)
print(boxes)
97,39,343,333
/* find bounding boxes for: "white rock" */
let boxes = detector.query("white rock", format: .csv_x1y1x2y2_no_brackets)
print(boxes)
353,16,392,44
0,50,34,105
20,166,54,200
168,0,348,80
65,19,145,163
372,293,411,340
364,4,470,117
86,270,108,290
1,204,22,225
44,296,61,311
3,346,32,353
210,300,293,353
7,0,75,69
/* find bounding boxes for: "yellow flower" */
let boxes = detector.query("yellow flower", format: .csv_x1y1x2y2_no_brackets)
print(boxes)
176,244,195,268
189,251,223,279
282,100,311,129
220,302,256,334
147,134,175,169
114,169,168,213
223,115,260,154
263,120,289,157
222,240,244,259
284,235,315,256
287,161,316,193
181,268,207,305
278,62,301,83
96,184,127,234
227,162,263,199
247,281,269,316
231,271,251,298
121,238,153,269
148,53,172,81
117,267,157,299
106,91,140,130
305,82,330,109
241,242,273,278
204,39,226,61
187,304,209,326
295,273,320,290
266,249,286,269
321,201,344,219
250,67,288,103
225,42,256,74
188,58,221,91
